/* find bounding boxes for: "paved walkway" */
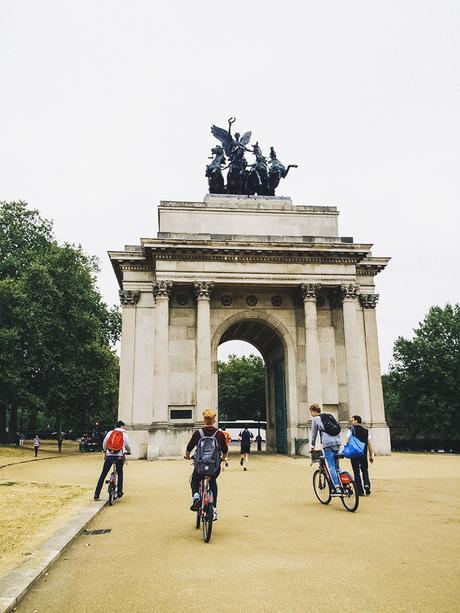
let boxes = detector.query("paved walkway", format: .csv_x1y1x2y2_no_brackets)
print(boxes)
3,452,459,613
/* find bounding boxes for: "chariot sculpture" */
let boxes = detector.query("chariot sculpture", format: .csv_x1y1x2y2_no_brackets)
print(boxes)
206,117,297,196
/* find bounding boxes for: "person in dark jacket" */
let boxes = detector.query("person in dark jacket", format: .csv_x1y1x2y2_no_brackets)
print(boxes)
344,415,374,495
184,409,228,521
238,427,254,471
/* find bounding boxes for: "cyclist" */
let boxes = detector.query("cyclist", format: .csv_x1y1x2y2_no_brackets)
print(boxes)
184,409,228,521
94,420,131,500
309,403,342,493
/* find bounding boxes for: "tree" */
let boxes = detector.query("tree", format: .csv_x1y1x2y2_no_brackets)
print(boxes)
384,304,460,443
0,201,121,440
217,354,266,420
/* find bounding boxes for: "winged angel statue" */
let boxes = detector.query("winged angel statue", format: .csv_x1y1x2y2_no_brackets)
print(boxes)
207,117,297,196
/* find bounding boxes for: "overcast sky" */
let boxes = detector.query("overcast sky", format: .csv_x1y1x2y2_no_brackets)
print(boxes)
1,1,459,371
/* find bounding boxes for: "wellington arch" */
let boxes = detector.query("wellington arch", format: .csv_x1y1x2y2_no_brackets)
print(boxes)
109,194,391,459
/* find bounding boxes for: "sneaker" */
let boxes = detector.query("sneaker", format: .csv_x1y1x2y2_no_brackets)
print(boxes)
190,493,200,511
240,458,243,466
365,487,371,496
93,495,100,501
243,467,247,471
213,508,218,521
117,492,124,499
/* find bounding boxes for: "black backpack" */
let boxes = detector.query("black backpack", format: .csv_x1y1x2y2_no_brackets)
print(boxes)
194,430,221,477
320,413,341,436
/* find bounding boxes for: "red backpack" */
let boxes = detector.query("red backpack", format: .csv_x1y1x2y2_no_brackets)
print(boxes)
106,430,124,453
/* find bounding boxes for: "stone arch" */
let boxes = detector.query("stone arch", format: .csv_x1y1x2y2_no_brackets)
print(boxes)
211,310,299,454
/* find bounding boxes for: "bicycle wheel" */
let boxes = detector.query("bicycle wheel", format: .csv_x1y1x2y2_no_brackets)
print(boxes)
202,504,213,543
340,478,359,512
108,487,114,506
195,509,200,529
312,469,332,504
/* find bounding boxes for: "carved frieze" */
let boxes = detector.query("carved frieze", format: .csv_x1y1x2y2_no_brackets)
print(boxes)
152,280,173,300
194,281,215,300
119,290,141,306
300,283,321,301
360,294,380,309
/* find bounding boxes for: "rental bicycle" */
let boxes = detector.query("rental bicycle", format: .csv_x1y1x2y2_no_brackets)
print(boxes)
105,454,129,506
195,475,215,543
310,450,359,512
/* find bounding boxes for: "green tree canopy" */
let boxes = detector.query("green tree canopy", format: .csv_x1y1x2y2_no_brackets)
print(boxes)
383,304,460,442
0,201,121,440
218,354,266,421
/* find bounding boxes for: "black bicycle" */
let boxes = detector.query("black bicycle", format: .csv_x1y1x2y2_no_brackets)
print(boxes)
310,450,359,512
105,454,129,506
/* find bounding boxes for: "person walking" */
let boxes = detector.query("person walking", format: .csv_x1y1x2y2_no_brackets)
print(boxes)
344,415,374,496
220,427,231,470
238,427,254,471
57,432,64,453
184,409,228,521
94,421,131,500
33,434,40,457
309,403,342,493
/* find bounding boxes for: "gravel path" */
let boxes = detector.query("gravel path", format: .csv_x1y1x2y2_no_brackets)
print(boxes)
3,452,459,613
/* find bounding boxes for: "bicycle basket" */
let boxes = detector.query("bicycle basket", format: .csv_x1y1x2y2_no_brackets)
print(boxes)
311,450,323,462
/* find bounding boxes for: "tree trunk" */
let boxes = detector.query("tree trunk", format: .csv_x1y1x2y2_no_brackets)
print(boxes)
0,403,7,443
8,404,18,442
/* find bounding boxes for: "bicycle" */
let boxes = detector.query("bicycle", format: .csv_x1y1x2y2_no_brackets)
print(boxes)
189,459,215,543
310,450,359,512
105,453,129,506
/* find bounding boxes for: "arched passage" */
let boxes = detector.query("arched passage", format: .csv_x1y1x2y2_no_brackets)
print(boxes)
212,313,298,454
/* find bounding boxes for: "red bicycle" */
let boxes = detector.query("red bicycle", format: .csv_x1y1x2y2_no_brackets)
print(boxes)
310,450,359,512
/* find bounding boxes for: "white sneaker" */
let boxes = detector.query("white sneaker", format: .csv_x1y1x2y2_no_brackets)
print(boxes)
213,508,218,521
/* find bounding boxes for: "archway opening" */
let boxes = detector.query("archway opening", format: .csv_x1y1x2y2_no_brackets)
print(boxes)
216,318,288,454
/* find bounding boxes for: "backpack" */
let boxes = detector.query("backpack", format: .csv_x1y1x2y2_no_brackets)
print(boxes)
320,413,341,436
106,429,124,453
194,429,221,477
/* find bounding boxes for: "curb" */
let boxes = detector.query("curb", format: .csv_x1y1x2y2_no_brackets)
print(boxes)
0,499,106,613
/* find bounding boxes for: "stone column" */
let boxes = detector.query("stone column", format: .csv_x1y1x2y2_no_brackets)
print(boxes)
300,283,323,408
341,283,366,417
152,281,173,423
194,281,214,416
360,294,385,423
118,290,140,423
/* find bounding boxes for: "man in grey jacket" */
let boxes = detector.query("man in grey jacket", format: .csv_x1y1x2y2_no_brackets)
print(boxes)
309,403,342,493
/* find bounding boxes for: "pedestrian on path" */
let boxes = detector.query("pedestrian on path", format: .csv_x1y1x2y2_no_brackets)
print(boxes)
238,427,253,471
344,415,374,496
57,432,64,453
94,421,131,500
33,434,40,457
221,427,231,470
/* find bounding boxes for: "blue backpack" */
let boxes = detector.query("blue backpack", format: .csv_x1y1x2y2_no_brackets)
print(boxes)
342,426,366,459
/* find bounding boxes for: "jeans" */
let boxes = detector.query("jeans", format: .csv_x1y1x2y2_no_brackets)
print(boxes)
324,446,340,488
190,468,220,506
95,457,124,497
351,455,370,494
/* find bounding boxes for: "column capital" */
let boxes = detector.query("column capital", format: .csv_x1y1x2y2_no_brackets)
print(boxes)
119,289,140,306
300,283,321,302
152,280,173,301
194,281,215,300
340,283,360,302
360,294,380,309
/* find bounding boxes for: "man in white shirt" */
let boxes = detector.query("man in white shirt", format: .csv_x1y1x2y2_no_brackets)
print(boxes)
94,421,131,500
